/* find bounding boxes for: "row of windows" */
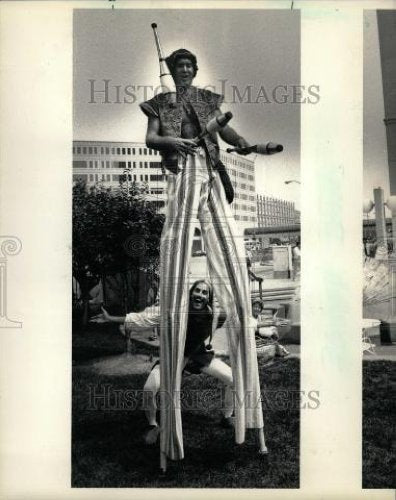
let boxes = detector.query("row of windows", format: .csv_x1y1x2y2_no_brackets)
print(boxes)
235,193,254,200
73,145,159,156
257,220,297,228
229,169,254,181
121,174,165,182
117,161,162,169
257,200,294,207
149,175,165,182
73,160,162,170
73,173,112,182
74,146,255,175
257,202,294,209
258,215,296,222
257,212,295,218
257,212,295,220
257,206,294,215
235,215,256,222
74,162,254,192
220,155,254,172
233,204,256,212
257,196,294,206
235,183,255,192
73,173,163,183
74,146,255,172
258,203,295,210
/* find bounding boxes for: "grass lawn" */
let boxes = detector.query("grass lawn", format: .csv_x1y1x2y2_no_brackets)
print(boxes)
362,360,396,488
72,327,300,488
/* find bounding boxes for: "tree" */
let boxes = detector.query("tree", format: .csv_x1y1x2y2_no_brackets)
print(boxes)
73,180,164,325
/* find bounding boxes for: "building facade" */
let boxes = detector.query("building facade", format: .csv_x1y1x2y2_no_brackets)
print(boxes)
256,194,298,227
244,224,300,248
218,150,257,230
73,140,257,231
73,140,166,208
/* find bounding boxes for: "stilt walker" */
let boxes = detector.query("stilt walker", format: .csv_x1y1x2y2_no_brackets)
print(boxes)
141,24,282,472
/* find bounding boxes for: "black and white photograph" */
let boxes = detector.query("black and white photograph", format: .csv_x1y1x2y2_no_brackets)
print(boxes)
362,8,396,489
72,8,301,487
8,1,396,498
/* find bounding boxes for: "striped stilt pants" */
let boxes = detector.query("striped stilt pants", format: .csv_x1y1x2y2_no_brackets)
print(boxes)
159,149,263,461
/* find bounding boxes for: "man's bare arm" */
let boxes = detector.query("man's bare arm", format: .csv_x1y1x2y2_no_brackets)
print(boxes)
146,116,197,155
101,306,161,329
213,109,251,153
101,307,125,324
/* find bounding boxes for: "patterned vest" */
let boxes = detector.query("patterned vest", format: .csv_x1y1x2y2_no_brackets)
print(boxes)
140,86,223,168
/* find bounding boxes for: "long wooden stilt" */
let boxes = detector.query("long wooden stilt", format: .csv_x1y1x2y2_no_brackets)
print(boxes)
159,370,167,474
160,450,167,473
159,392,167,473
257,427,268,455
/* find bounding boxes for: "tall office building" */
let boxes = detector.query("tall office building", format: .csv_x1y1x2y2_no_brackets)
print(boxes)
73,140,257,231
256,194,297,227
73,140,165,208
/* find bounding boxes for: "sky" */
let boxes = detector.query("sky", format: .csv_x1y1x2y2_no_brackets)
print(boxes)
73,9,301,208
363,10,390,211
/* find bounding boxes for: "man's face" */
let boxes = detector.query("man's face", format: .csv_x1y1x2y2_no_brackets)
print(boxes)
173,57,195,87
190,282,210,311
252,302,262,318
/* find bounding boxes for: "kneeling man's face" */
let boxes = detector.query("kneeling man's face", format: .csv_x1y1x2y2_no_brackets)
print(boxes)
252,302,262,318
190,282,210,311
